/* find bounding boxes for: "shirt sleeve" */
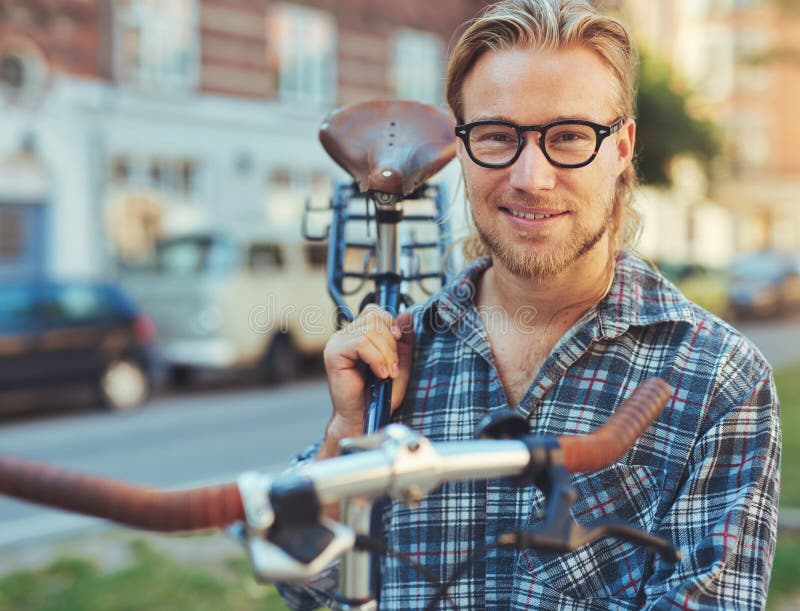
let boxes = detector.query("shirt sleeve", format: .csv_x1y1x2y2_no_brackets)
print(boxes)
643,367,781,610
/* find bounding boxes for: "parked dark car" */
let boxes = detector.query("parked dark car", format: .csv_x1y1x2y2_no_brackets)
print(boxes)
0,279,159,414
727,251,800,319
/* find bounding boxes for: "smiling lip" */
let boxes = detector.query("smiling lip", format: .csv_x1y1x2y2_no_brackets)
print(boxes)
501,207,569,223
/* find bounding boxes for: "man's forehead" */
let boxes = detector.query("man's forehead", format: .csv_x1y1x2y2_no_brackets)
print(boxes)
460,45,618,122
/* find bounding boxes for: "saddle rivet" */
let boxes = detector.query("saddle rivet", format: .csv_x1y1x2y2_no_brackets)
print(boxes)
382,170,393,177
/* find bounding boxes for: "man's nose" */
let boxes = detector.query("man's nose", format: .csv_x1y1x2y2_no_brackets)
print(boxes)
508,135,557,192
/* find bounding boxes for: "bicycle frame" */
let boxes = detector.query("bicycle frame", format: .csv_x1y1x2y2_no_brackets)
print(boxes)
310,99,459,601
306,180,453,431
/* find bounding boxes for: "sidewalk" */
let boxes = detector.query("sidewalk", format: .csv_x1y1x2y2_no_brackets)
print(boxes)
0,527,244,578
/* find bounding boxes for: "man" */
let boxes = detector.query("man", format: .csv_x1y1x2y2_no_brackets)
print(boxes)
281,0,781,608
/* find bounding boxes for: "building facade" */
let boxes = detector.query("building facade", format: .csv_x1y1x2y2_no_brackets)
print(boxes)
0,0,484,279
625,0,800,264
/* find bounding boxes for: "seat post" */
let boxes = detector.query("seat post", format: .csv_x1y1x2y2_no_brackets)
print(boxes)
374,197,402,277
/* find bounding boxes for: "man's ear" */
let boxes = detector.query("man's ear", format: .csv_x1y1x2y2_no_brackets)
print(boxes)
615,119,636,174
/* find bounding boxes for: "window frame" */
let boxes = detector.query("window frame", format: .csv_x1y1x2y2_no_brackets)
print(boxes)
113,0,201,91
270,3,337,106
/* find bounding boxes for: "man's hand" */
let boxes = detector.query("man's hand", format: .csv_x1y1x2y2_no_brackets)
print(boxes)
318,305,415,459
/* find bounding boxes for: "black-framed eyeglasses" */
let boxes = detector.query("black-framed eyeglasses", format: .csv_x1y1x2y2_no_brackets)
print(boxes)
454,117,624,169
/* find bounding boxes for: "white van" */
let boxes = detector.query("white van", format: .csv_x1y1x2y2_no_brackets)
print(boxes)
119,232,336,384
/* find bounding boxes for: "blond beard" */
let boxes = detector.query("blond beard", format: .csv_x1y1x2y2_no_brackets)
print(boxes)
472,194,614,281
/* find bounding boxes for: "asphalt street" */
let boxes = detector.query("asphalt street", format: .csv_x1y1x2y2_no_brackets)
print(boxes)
0,378,332,547
734,314,800,368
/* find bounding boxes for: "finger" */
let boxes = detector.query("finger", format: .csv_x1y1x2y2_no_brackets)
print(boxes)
359,304,400,335
351,333,394,379
396,311,415,345
359,308,402,366
390,312,416,411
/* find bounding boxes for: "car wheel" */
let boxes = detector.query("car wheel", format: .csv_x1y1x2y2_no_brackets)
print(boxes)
261,334,301,385
99,359,150,411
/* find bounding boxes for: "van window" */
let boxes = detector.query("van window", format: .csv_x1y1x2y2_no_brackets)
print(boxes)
154,236,237,275
158,238,210,274
305,244,327,269
248,244,284,272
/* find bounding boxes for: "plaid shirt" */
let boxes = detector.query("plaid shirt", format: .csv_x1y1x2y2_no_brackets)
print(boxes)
279,251,781,610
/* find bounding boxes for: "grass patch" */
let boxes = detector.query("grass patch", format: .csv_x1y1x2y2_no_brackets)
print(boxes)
767,363,800,608
768,532,800,609
0,539,289,611
775,364,800,506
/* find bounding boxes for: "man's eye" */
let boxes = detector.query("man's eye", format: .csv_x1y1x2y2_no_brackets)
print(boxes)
475,132,515,144
552,132,584,142
547,127,593,147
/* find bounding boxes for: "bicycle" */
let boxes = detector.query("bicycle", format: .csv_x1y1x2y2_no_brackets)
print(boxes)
0,99,680,609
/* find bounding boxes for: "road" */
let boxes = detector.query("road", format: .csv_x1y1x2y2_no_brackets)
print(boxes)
0,378,332,548
734,314,800,368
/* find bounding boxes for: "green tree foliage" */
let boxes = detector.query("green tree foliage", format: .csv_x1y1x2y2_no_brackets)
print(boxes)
635,51,720,186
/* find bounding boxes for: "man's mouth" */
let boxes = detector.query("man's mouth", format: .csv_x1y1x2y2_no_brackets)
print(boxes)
509,210,561,221
502,208,567,220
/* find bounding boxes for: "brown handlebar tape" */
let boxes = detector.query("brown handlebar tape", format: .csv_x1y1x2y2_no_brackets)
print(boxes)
0,456,244,532
557,378,672,473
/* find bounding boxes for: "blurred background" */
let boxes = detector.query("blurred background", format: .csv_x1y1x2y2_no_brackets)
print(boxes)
0,0,799,608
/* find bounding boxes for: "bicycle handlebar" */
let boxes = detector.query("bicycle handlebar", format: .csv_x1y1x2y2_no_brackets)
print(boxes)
0,378,670,534
0,455,244,531
559,377,670,472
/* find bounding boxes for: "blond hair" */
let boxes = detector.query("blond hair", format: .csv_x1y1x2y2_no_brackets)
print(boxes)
446,0,641,259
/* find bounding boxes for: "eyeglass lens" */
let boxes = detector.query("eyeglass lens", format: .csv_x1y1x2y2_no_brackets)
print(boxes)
468,122,599,166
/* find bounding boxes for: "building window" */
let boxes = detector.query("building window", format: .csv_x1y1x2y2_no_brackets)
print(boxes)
734,27,770,94
392,28,445,105
114,0,199,90
269,4,336,106
109,156,198,200
265,167,331,231
679,27,734,100
728,113,769,173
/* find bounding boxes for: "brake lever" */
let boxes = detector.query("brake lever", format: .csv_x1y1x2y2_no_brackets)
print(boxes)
235,472,357,583
501,518,680,563
488,439,679,563
478,411,681,564
574,521,681,562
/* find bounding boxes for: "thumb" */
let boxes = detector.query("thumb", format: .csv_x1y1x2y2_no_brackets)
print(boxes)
391,311,415,411
396,311,415,365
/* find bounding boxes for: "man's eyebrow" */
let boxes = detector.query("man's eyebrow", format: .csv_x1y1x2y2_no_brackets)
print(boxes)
464,113,601,125
464,113,516,123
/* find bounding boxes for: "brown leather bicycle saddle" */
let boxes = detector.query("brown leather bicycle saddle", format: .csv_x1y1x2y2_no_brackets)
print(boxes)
319,99,456,197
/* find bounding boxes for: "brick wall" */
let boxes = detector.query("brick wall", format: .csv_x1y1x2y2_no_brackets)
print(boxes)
0,0,487,102
199,0,486,102
200,0,273,98
0,0,103,79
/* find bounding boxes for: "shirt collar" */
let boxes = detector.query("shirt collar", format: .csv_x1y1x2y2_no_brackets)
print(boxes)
425,251,695,336
595,251,696,339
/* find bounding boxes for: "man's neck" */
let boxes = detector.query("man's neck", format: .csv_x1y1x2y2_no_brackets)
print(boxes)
477,239,617,330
